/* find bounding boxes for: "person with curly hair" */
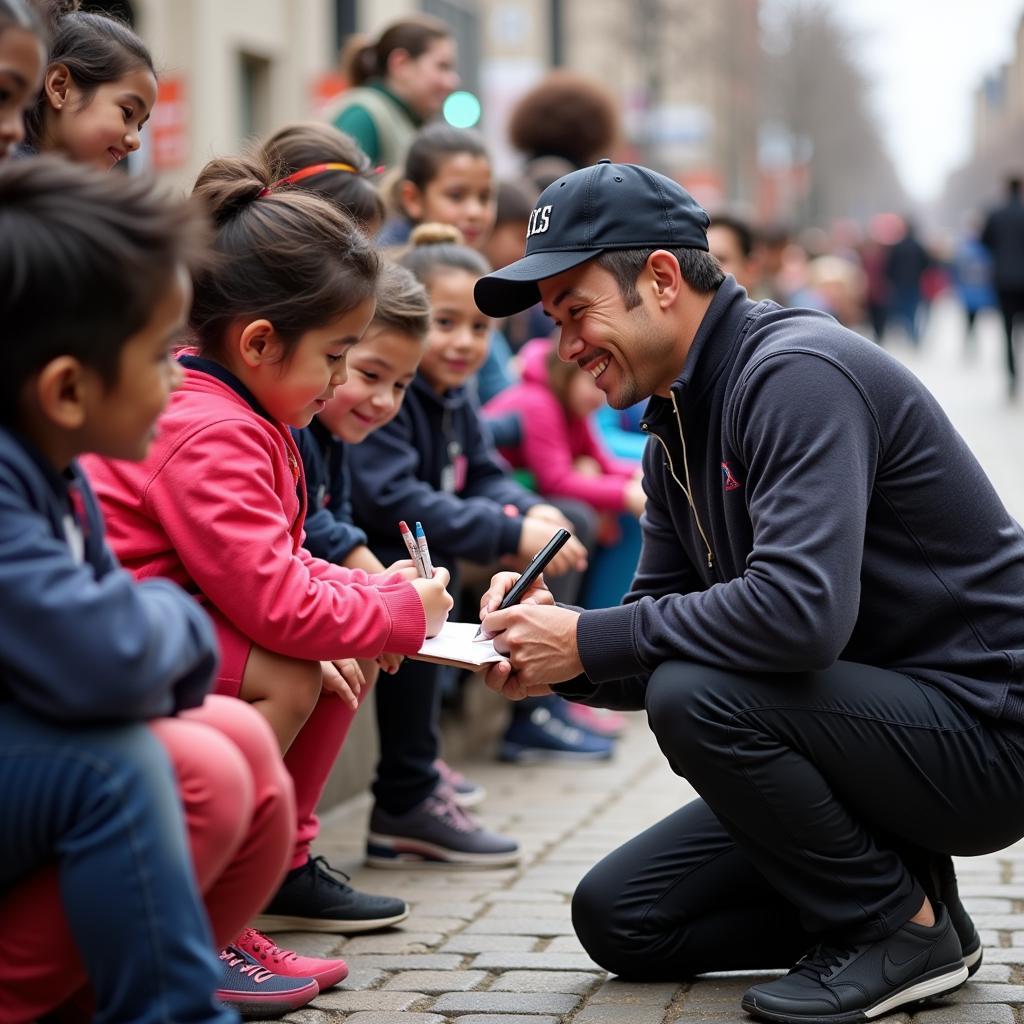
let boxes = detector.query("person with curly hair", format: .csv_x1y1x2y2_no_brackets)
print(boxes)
508,70,620,173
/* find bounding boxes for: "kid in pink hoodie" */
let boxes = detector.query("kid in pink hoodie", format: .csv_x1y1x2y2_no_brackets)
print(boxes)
84,153,453,984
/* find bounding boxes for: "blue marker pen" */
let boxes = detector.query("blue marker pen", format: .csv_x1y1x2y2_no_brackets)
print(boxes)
414,521,434,578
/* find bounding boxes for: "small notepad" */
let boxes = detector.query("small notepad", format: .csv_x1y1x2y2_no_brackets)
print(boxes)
411,620,508,671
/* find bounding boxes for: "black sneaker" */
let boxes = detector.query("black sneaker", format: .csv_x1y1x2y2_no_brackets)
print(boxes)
741,904,968,1023
253,855,409,934
922,859,982,977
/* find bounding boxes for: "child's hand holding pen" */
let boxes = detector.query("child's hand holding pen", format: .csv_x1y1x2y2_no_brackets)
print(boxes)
398,521,452,636
410,566,452,636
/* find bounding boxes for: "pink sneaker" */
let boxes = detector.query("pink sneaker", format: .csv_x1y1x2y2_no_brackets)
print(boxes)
434,758,486,808
233,926,349,990
566,704,627,738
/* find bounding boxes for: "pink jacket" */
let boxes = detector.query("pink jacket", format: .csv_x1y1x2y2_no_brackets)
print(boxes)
83,362,426,667
483,339,636,513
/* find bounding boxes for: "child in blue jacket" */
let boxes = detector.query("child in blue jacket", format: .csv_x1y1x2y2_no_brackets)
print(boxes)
347,225,592,866
0,156,304,1020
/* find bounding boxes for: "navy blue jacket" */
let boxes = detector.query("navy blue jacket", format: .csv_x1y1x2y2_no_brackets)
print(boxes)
0,427,218,722
293,419,368,564
562,278,1024,724
347,375,540,566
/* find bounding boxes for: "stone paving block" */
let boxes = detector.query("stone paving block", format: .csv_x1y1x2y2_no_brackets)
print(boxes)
350,954,465,971
963,898,1015,914
574,1004,668,1024
465,917,576,936
485,890,568,904
480,902,571,920
974,964,1013,983
429,992,580,1015
471,952,603,972
588,979,679,1006
401,916,469,934
948,981,1024,1002
971,915,1024,930
440,934,539,954
961,885,1024,899
282,1011,342,1024
488,970,604,994
979,930,1000,947
345,1015,447,1024
978,948,1024,964
337,967,388,990
545,935,589,954
455,1017,559,1024
913,1005,1014,1024
406,901,480,919
382,970,486,993
339,932,443,955
312,989,427,1012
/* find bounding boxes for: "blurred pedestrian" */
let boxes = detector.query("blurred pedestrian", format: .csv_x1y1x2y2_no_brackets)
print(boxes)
707,212,761,294
981,175,1024,396
884,217,931,345
331,15,458,170
508,70,620,172
951,217,995,353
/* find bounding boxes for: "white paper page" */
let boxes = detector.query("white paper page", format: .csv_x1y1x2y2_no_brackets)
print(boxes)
415,620,506,667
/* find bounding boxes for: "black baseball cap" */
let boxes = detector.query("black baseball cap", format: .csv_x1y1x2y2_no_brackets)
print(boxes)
475,159,710,318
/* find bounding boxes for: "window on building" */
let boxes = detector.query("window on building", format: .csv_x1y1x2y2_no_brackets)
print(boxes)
333,0,357,54
423,0,480,97
239,52,272,140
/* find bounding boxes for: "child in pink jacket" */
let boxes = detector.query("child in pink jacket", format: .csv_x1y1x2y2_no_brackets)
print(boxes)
84,154,453,985
484,337,645,529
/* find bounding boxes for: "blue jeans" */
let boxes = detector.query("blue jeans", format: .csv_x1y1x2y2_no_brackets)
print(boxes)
0,702,236,1024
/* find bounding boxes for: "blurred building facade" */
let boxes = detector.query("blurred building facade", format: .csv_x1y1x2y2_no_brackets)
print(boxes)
105,0,758,205
941,8,1024,227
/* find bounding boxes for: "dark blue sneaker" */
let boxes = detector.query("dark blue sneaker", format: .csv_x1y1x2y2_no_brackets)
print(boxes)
500,700,614,763
216,944,318,1019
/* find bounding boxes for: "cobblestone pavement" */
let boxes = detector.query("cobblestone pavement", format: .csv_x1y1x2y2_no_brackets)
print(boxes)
283,299,1024,1024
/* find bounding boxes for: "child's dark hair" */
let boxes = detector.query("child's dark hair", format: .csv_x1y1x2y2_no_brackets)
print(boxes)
24,0,154,147
373,261,430,340
343,14,451,86
493,178,537,228
710,211,755,259
260,121,385,232
0,156,207,423
400,222,490,290
403,122,489,194
190,154,379,360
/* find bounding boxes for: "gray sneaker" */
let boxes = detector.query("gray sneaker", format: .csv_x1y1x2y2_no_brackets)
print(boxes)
367,785,520,868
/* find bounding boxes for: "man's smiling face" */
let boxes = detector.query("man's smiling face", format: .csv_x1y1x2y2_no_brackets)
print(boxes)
540,258,676,410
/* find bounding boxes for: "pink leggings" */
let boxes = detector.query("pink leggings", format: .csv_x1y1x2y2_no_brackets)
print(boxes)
286,686,363,869
0,696,294,1021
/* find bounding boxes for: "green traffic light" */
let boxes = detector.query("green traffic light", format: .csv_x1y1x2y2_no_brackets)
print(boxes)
443,91,481,128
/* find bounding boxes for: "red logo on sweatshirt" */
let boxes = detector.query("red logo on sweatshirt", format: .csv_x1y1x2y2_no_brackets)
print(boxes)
721,461,742,491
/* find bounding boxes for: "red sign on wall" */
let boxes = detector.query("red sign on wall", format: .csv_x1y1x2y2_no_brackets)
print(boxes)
151,77,188,171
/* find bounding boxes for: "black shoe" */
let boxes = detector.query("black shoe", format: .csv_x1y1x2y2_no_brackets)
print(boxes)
741,904,967,1023
253,855,409,934
917,855,983,977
